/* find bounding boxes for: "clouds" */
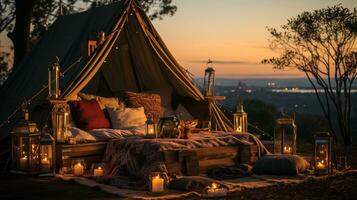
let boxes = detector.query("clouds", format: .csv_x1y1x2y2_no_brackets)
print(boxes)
190,59,255,65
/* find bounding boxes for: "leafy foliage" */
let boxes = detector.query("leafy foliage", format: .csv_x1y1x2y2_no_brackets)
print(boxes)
262,5,357,145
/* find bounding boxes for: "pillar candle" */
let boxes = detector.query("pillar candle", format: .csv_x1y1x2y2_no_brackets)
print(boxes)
151,175,164,193
73,163,84,176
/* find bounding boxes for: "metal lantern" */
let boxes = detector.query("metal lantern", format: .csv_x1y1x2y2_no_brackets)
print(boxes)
51,100,70,142
274,116,297,154
233,101,248,133
145,116,157,137
48,57,60,99
314,132,333,175
39,126,55,175
203,60,215,97
11,109,41,174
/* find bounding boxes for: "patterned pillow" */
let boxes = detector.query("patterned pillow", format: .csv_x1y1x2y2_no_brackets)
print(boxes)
124,91,164,122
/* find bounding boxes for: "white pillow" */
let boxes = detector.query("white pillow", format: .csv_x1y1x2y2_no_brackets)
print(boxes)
107,107,147,129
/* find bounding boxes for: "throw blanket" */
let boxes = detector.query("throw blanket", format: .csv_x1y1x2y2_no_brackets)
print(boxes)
100,132,269,189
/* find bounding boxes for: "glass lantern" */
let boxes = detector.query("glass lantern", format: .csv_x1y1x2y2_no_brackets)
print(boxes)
39,126,55,175
203,60,215,97
274,116,297,155
51,100,70,142
149,172,166,193
11,109,41,174
145,116,157,137
233,101,248,133
91,163,105,177
314,132,333,175
71,159,86,176
48,57,60,99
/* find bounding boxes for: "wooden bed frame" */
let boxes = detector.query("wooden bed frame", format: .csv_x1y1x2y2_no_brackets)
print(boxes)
55,141,258,175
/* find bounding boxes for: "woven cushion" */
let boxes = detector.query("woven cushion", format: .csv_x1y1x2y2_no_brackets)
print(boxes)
107,107,147,129
68,99,110,130
124,91,163,122
252,154,310,176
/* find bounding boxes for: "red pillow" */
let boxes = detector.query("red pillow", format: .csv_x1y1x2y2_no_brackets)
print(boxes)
68,99,110,130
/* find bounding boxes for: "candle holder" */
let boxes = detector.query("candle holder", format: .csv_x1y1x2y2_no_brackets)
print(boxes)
71,159,86,176
39,126,55,175
90,163,105,177
203,182,228,198
314,132,332,175
149,172,166,193
274,115,297,155
59,155,72,175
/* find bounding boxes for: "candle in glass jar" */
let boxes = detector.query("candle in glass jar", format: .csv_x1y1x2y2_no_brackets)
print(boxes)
73,163,84,176
283,146,292,154
41,157,51,170
316,160,326,170
20,156,28,169
151,175,164,193
93,166,104,176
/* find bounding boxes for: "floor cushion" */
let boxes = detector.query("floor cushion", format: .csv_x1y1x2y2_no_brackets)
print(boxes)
68,99,110,130
252,154,310,176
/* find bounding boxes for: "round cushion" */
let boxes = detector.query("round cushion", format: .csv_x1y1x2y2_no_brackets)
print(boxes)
252,154,310,176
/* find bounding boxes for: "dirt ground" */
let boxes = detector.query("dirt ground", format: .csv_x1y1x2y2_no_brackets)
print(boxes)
1,144,356,200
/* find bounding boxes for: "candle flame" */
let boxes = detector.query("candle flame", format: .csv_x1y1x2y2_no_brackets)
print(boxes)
212,182,218,189
154,175,160,179
98,166,102,170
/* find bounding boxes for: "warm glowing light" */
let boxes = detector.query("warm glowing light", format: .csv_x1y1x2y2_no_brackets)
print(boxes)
283,146,292,154
316,160,326,170
151,175,164,193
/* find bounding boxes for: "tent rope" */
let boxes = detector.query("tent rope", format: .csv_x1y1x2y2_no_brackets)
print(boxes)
0,56,83,130
218,104,274,139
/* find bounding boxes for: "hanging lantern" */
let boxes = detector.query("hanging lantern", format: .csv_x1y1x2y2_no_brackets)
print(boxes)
39,126,55,175
51,100,70,142
48,57,60,99
11,108,41,174
145,116,157,137
274,115,297,155
314,132,333,175
233,101,248,133
203,59,215,97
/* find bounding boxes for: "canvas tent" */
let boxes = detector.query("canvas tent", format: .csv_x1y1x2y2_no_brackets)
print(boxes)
0,0,232,141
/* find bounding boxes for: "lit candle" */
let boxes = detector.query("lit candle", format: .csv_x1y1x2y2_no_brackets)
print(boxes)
151,175,164,193
316,160,326,170
236,126,242,132
73,163,84,176
283,146,292,154
41,157,51,170
205,182,227,197
93,166,104,176
20,156,28,169
148,126,154,134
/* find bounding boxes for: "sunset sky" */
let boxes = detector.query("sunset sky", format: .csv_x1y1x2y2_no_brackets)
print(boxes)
1,0,356,79
152,0,357,78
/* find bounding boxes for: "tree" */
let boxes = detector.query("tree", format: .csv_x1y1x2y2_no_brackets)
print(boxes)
263,5,357,146
0,0,177,69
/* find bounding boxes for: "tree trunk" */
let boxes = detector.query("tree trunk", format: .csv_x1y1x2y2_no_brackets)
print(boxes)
7,0,35,69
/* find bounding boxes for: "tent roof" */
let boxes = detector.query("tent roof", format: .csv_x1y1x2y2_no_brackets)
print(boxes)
0,0,232,140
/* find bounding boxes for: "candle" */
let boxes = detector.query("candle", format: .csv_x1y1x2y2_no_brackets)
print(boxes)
205,182,228,198
41,157,51,170
93,166,104,176
316,160,326,170
20,156,28,169
236,126,242,132
73,163,84,176
283,146,292,154
151,175,164,193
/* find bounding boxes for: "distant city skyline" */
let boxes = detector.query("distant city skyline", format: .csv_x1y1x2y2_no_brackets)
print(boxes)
1,0,356,78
